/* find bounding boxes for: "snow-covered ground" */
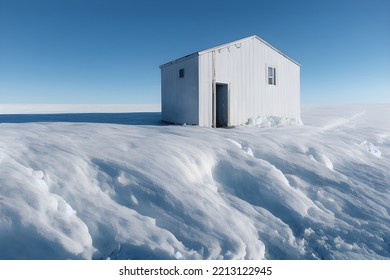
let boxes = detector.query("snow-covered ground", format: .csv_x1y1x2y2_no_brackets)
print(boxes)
0,104,389,260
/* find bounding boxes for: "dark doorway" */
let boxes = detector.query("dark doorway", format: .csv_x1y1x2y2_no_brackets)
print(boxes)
216,83,228,127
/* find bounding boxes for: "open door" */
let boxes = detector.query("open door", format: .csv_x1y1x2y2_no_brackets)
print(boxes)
216,83,228,127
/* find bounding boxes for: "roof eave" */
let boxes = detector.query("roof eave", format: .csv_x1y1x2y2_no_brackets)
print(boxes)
159,52,199,69
159,35,300,68
198,35,300,67
252,35,301,67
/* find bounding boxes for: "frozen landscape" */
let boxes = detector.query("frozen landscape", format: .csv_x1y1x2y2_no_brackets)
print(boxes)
0,104,389,260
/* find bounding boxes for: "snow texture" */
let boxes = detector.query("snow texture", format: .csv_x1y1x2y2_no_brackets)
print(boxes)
0,104,389,260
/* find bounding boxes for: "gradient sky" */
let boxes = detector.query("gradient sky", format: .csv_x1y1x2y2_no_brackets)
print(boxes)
0,0,389,104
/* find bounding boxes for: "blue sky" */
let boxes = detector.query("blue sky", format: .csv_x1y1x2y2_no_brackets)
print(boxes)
0,0,389,104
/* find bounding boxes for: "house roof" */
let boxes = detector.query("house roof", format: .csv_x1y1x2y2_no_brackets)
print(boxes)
159,35,300,68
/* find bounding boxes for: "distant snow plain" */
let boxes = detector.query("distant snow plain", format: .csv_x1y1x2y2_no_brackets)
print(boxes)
0,104,389,260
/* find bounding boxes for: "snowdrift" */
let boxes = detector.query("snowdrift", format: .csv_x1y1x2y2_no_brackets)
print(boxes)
0,104,389,259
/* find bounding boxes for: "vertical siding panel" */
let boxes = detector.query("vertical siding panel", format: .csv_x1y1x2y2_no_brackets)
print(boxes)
242,41,247,124
160,55,199,125
250,38,255,119
199,52,213,127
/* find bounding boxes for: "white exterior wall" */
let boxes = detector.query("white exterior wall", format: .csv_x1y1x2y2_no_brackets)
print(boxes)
198,36,300,127
160,54,199,125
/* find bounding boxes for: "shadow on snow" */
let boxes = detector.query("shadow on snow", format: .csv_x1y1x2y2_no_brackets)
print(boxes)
0,112,164,126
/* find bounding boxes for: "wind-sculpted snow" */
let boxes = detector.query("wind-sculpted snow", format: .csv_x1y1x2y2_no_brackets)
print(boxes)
0,105,389,259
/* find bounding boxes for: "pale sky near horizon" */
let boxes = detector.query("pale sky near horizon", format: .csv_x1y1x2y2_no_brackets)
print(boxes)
0,0,389,104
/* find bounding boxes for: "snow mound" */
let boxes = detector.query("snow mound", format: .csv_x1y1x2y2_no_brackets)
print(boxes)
360,141,381,158
225,139,254,157
306,148,334,170
0,104,389,260
246,115,303,127
0,160,95,259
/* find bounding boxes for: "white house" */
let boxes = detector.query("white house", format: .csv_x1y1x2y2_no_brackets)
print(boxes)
160,35,300,127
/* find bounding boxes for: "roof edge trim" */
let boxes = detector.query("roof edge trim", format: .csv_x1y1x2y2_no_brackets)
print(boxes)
159,35,300,68
199,35,300,67
159,52,198,68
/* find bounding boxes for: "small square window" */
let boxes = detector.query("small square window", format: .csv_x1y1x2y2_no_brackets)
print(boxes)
267,66,276,85
179,68,184,78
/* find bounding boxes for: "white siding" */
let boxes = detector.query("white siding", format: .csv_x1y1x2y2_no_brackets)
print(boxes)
198,53,213,127
161,35,300,127
161,55,199,125
198,36,300,127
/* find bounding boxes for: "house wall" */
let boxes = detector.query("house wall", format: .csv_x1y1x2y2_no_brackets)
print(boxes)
160,55,199,125
198,36,300,127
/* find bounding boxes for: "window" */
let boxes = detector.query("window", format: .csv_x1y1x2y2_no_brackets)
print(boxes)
267,66,276,85
179,68,185,78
